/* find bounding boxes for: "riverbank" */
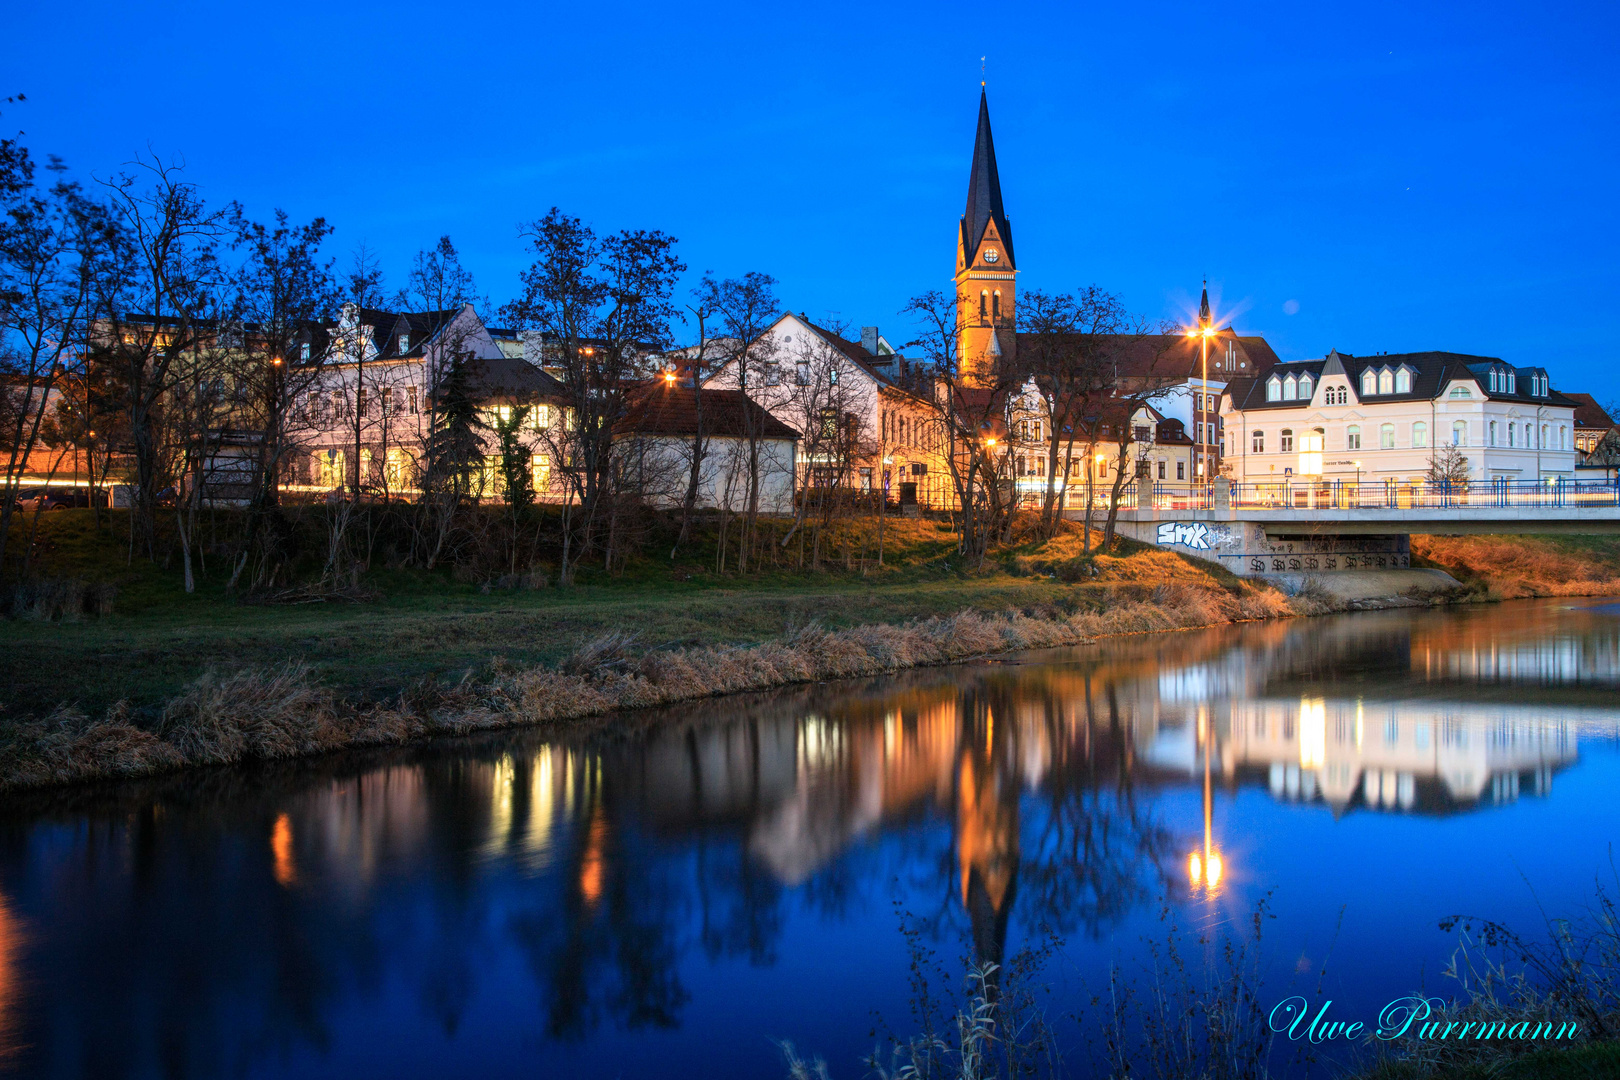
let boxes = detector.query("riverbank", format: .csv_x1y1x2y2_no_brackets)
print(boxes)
4,510,1619,792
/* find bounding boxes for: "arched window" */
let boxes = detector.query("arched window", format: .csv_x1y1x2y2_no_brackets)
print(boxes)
1507,372,1516,394
1283,375,1297,400
1525,422,1534,446
1488,370,1498,392
1378,369,1394,394
1347,424,1361,450
1452,420,1467,446
1380,423,1395,449
1298,374,1314,400
1395,368,1412,393
1450,385,1471,399
1280,428,1295,453
1508,424,1515,447
1489,421,1497,446
1412,421,1428,448
979,291,988,321
992,290,1001,320
1540,424,1549,448
1361,370,1377,396
1266,376,1281,401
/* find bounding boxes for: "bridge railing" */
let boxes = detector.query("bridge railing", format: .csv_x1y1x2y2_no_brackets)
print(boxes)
1070,477,1620,513
1213,477,1620,510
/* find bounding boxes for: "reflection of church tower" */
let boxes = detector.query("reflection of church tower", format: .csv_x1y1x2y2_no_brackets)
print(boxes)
956,88,1017,387
956,704,1020,973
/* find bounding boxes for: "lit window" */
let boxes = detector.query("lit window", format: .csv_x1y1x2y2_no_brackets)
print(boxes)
1395,368,1411,393
992,290,1001,320
399,334,410,353
1361,370,1377,396
533,404,553,430
1298,374,1314,399
1266,377,1281,401
301,342,311,361
1378,369,1394,394
1347,424,1361,450
1280,429,1294,453
1380,423,1395,449
532,453,551,491
1283,375,1297,401
1413,421,1428,448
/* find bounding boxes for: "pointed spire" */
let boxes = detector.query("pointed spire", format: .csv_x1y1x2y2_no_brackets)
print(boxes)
963,89,1014,268
1198,279,1211,328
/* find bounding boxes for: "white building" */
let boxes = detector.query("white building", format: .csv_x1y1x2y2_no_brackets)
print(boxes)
1221,349,1577,485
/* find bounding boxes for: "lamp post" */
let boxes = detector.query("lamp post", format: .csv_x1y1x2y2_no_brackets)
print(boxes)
1184,322,1219,502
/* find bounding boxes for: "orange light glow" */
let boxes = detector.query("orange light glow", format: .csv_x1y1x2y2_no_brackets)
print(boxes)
1189,852,1202,884
579,811,609,907
271,813,296,886
1205,852,1224,890
663,370,676,385
0,892,17,1063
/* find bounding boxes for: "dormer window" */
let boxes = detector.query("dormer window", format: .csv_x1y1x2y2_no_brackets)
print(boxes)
1394,368,1411,393
1266,376,1282,401
1361,370,1376,396
300,342,311,361
1298,374,1313,400
1283,375,1297,401
1378,369,1394,394
398,334,410,353
1449,385,1471,399
1506,372,1516,394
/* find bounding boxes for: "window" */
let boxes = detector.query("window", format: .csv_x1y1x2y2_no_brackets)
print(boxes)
1541,424,1549,448
1395,368,1411,393
1489,421,1497,445
399,334,410,353
1450,385,1471,399
1253,430,1265,453
1380,423,1395,449
1280,429,1294,453
1525,422,1533,447
1283,375,1297,401
1347,424,1361,450
386,448,406,488
1508,423,1515,447
829,366,839,385
1157,460,1166,479
979,291,988,320
1378,369,1394,394
532,404,553,430
1562,426,1569,450
1506,372,1516,394
1452,420,1467,446
766,363,781,386
1177,460,1186,480
1298,374,1314,399
317,449,345,489
796,360,810,385
408,386,419,414
992,290,1001,320
1361,370,1377,396
300,342,311,361
1266,376,1281,401
531,453,551,492
1412,421,1428,448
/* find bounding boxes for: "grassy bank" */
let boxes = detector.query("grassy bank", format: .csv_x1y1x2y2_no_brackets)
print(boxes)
1411,533,1620,597
6,509,1619,792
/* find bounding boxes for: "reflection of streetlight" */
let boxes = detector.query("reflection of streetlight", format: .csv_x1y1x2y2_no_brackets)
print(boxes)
1188,703,1226,895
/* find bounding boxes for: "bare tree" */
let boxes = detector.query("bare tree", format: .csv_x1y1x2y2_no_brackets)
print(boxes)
225,211,339,590
500,208,683,579
0,125,111,579
1427,443,1470,485
702,271,779,573
92,157,234,561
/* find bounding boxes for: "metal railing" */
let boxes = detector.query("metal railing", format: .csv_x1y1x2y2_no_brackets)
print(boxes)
1127,478,1620,512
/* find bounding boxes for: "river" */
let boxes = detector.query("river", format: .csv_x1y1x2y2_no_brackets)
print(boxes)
0,598,1617,1077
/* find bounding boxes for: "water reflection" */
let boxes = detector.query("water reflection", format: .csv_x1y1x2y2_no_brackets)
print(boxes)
0,600,1616,1078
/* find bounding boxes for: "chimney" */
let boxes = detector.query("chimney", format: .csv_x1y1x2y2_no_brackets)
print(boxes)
860,326,879,353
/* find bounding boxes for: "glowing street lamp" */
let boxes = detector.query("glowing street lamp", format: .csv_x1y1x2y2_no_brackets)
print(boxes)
1188,705,1226,895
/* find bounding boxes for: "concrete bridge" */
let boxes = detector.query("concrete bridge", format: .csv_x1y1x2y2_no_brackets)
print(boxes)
1086,478,1620,581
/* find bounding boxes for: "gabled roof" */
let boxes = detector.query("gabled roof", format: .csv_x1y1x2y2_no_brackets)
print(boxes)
962,90,1015,268
1230,350,1579,410
617,385,799,440
1564,392,1617,430
460,356,568,401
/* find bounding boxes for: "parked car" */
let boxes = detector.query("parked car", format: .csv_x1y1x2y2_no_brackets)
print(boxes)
12,489,91,512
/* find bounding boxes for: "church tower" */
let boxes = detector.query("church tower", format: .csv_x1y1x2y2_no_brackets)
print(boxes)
956,88,1017,387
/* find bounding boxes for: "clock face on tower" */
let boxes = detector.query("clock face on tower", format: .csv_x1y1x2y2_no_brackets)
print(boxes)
982,249,1000,264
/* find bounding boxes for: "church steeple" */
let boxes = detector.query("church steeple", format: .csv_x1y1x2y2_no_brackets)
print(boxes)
956,88,1017,386
963,90,1014,271
1198,280,1211,328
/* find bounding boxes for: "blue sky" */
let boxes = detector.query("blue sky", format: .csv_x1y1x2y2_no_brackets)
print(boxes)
11,1,1619,397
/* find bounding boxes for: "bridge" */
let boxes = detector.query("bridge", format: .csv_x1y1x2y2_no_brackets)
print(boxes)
1090,478,1620,580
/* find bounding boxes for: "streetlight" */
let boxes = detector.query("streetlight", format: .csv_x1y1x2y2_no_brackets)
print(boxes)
1184,313,1220,500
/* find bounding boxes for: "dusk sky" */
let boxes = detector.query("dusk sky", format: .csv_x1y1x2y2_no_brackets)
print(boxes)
12,1,1618,395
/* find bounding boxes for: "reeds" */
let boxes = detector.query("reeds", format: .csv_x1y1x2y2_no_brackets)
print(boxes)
0,579,1297,791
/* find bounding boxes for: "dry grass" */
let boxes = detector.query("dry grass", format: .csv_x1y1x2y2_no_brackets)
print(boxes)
0,579,1296,792
1411,535,1620,599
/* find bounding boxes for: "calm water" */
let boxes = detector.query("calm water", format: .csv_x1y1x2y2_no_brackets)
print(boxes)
1,599,1618,1078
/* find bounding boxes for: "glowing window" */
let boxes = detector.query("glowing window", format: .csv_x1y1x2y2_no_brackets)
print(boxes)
1266,377,1281,402
1380,423,1395,449
1412,421,1428,448
1378,369,1394,394
1298,374,1314,399
1395,368,1411,393
1361,370,1377,396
